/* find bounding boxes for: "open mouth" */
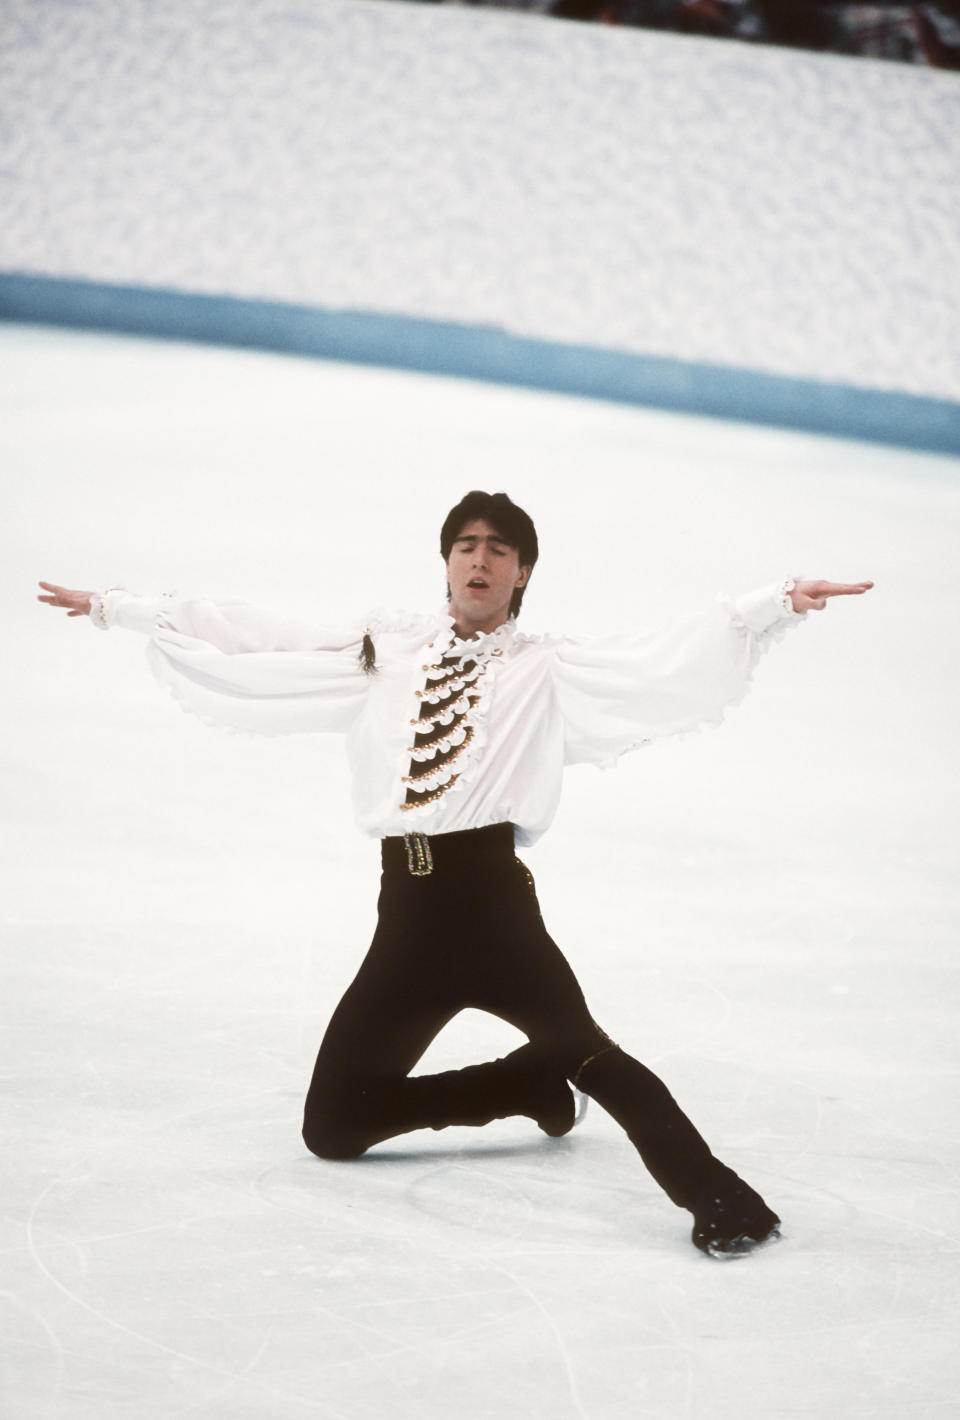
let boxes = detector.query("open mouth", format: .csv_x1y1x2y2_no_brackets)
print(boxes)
467,579,489,590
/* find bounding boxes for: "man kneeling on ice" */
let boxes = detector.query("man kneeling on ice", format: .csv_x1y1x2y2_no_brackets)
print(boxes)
39,489,872,1256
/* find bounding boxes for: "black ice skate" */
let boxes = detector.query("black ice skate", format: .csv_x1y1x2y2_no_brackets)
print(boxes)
690,1167,781,1258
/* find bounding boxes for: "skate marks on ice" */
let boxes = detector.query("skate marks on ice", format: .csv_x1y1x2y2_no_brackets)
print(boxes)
16,1001,958,1420
255,1145,620,1420
266,1156,598,1420
253,1134,959,1418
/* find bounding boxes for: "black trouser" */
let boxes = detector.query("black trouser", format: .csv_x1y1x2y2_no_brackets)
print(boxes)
302,823,718,1208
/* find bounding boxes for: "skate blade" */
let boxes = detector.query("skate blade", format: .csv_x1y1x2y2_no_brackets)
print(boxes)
705,1225,782,1261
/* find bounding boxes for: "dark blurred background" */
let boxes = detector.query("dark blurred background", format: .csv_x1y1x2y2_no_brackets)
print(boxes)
401,0,960,66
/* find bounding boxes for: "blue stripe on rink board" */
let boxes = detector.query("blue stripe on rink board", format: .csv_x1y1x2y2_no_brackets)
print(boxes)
2,271,958,455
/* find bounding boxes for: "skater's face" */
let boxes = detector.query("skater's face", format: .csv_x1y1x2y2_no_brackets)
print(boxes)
445,518,530,637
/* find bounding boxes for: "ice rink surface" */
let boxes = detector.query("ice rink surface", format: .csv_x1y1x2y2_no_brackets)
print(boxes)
3,324,959,1417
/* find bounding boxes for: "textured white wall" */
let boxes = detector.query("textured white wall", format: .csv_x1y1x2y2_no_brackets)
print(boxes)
1,0,958,400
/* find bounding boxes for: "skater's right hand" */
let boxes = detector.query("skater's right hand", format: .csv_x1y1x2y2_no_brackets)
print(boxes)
37,582,94,618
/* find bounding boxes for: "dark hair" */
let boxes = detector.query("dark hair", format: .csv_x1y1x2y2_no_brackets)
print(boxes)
440,491,539,618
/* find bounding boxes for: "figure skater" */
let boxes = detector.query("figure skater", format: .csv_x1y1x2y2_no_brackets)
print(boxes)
38,489,873,1256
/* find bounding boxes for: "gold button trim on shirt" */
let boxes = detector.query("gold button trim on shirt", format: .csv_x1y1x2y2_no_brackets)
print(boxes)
417,673,478,704
413,696,472,733
407,723,470,758
400,776,460,810
399,636,503,816
403,729,474,780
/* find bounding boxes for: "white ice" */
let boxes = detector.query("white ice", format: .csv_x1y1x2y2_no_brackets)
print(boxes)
2,324,959,1418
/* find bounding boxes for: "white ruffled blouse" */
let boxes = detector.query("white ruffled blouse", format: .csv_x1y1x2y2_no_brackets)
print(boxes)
91,584,803,847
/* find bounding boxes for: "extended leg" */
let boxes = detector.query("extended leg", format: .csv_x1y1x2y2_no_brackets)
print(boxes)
572,1042,779,1251
474,863,780,1251
468,872,715,1199
571,1045,714,1206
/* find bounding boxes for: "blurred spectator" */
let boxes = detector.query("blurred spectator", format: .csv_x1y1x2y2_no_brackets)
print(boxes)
913,3,960,64
403,0,960,65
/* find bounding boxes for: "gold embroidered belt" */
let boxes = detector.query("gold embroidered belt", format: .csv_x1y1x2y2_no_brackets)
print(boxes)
381,822,516,878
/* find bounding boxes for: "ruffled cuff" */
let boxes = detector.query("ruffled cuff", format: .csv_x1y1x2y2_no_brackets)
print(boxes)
88,587,124,630
88,588,172,634
733,579,806,634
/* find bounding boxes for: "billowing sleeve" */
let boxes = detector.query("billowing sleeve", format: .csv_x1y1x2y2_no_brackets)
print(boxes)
92,589,368,735
553,582,805,766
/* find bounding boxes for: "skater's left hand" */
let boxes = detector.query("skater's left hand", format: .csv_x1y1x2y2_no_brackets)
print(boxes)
790,579,873,613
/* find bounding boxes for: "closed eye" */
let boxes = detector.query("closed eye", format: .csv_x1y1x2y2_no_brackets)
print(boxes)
455,538,509,555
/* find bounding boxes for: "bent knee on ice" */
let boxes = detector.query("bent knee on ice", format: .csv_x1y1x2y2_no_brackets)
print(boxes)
302,1096,370,1161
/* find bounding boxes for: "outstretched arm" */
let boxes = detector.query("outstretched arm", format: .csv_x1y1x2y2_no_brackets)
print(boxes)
555,574,875,766
789,579,873,613
38,582,160,633
37,579,371,734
